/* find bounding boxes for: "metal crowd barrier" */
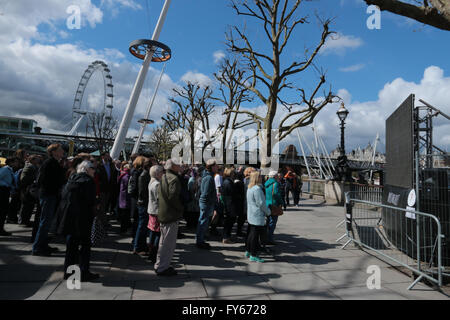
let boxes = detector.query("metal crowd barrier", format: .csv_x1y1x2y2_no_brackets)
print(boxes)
338,192,445,290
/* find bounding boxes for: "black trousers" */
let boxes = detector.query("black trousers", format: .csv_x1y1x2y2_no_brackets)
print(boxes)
64,234,91,275
223,214,236,239
19,190,36,225
118,207,131,232
8,191,21,222
0,186,10,230
130,197,138,239
293,188,300,206
246,224,266,256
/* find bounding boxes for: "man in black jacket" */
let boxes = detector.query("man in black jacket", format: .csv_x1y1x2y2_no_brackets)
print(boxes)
133,158,151,255
98,152,118,221
32,144,66,256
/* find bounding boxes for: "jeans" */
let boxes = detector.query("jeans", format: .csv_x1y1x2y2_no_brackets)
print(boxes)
134,205,149,252
267,215,278,242
196,204,214,244
64,234,91,275
148,230,160,261
32,195,58,252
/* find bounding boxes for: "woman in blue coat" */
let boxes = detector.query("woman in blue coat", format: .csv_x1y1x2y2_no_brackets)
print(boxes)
265,171,283,245
246,171,271,262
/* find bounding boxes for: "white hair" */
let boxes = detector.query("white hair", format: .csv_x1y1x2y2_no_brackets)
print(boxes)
164,158,179,170
77,160,94,174
150,165,163,178
268,171,278,178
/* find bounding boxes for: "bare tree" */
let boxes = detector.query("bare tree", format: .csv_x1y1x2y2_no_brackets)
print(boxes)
225,0,338,167
162,82,219,164
87,113,118,154
365,0,450,31
213,58,253,163
148,124,177,162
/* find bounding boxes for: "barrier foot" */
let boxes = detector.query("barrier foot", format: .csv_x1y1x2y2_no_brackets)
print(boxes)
407,274,424,290
336,234,347,242
341,239,352,250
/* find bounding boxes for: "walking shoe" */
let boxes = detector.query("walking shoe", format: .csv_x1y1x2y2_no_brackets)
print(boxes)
196,242,211,250
133,250,148,257
245,251,250,258
222,238,234,244
81,272,100,282
46,246,59,253
249,255,264,263
156,267,177,277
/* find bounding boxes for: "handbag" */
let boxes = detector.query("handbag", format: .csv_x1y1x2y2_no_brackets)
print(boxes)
270,183,284,216
91,216,107,247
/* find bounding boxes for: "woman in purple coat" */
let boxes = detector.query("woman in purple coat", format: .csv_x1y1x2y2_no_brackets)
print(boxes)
117,163,131,234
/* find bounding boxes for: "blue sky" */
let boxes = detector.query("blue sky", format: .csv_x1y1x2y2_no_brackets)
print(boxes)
1,0,450,153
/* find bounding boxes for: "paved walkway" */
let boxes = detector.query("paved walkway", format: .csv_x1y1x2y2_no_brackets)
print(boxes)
0,199,448,300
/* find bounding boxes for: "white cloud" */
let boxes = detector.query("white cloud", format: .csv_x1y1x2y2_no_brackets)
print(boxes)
213,50,226,64
0,38,177,135
339,63,365,72
321,33,363,55
0,0,104,43
305,66,450,153
214,66,450,154
180,71,215,88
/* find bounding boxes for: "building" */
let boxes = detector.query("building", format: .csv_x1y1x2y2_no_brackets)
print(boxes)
329,142,386,163
0,116,37,134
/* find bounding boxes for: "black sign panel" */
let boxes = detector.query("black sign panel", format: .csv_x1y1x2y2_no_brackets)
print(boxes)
385,94,414,189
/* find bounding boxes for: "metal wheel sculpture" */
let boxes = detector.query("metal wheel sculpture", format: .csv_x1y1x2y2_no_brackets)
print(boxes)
71,60,114,135
129,39,171,61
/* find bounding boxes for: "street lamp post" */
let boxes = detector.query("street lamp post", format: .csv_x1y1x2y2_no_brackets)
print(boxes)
336,102,349,182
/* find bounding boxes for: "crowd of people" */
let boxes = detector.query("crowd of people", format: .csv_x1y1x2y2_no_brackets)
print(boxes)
0,144,303,281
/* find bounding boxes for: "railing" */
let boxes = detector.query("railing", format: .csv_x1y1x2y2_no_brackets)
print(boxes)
302,179,325,196
349,183,383,203
338,193,446,290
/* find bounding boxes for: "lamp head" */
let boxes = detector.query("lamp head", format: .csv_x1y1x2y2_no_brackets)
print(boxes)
337,102,349,122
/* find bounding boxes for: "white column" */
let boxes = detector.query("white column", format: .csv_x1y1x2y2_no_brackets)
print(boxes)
110,0,172,160
132,63,166,154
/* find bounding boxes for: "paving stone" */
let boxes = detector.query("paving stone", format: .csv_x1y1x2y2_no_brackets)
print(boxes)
288,255,391,272
244,261,301,276
262,272,333,293
330,286,407,300
383,282,450,300
328,286,408,300
48,280,133,300
198,294,271,300
268,290,340,300
132,278,207,300
202,275,275,298
186,264,249,279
